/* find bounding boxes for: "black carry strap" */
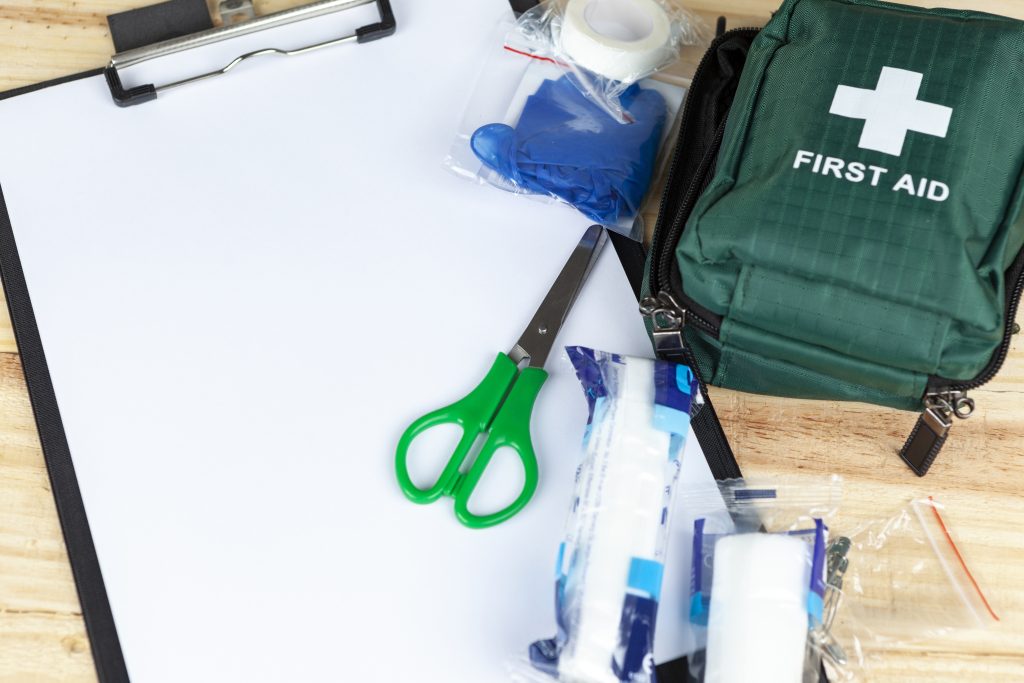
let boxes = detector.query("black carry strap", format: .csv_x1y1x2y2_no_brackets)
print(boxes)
608,230,647,300
608,230,742,480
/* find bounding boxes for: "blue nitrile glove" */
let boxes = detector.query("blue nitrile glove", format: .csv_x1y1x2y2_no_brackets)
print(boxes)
471,76,667,227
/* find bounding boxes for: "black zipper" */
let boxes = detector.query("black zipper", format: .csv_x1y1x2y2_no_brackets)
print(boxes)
651,119,727,309
649,28,759,338
641,28,760,482
650,27,760,271
654,120,728,337
931,250,1024,395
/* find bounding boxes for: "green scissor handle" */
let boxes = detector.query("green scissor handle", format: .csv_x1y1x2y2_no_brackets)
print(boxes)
395,353,546,529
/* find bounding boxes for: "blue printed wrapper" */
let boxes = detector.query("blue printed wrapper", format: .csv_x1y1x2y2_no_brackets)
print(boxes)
567,346,700,443
528,348,701,683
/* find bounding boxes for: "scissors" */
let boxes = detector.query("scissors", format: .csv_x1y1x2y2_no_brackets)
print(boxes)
395,225,607,529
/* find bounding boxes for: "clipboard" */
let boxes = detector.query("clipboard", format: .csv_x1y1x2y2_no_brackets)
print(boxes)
104,0,395,106
0,1,732,680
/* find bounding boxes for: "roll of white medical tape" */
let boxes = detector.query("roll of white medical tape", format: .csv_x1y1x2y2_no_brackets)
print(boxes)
560,0,674,83
704,534,811,683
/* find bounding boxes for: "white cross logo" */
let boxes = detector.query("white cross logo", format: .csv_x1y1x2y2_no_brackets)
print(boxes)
829,67,953,157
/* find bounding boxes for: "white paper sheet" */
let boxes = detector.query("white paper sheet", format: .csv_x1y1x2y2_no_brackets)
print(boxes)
0,1,723,680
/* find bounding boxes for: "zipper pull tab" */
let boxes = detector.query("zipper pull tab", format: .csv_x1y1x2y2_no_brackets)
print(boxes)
899,390,975,476
640,291,687,358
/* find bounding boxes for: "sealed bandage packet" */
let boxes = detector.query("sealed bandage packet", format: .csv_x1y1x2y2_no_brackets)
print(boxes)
691,526,825,683
690,519,828,632
704,534,813,683
526,347,702,683
681,477,840,683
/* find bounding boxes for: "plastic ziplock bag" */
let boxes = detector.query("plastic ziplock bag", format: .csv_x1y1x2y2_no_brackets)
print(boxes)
677,476,843,683
677,475,844,536
824,496,1000,681
445,14,690,239
513,347,702,682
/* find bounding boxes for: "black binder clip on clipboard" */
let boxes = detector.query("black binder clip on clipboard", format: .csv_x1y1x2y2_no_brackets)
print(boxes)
103,0,396,107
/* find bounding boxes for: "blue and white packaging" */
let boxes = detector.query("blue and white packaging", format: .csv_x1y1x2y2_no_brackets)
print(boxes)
674,477,843,683
523,347,701,683
690,518,829,630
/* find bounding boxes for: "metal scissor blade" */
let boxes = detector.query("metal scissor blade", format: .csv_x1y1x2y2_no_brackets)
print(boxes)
509,225,607,369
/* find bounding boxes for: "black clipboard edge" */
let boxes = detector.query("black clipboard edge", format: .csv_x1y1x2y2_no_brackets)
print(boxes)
0,68,104,101
0,68,130,683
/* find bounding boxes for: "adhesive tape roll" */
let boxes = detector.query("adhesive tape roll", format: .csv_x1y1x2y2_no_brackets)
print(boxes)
560,0,673,83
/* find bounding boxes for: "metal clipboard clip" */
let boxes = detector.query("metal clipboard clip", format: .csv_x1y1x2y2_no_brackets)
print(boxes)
103,0,395,107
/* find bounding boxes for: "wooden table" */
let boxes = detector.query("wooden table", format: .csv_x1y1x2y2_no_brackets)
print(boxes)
0,0,1020,680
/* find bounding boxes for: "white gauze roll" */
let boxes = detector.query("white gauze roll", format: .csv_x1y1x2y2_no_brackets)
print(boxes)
560,0,674,83
559,358,668,683
704,534,811,683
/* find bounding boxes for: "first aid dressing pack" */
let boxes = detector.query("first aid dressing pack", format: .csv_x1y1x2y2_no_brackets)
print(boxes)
526,348,701,683
635,0,1024,475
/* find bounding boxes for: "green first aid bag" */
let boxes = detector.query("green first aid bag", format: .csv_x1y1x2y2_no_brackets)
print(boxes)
637,0,1024,475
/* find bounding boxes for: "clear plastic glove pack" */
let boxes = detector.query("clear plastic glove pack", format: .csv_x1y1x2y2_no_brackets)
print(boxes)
445,4,702,238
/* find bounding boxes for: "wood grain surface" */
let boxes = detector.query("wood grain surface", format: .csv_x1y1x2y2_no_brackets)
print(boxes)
0,0,1021,681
